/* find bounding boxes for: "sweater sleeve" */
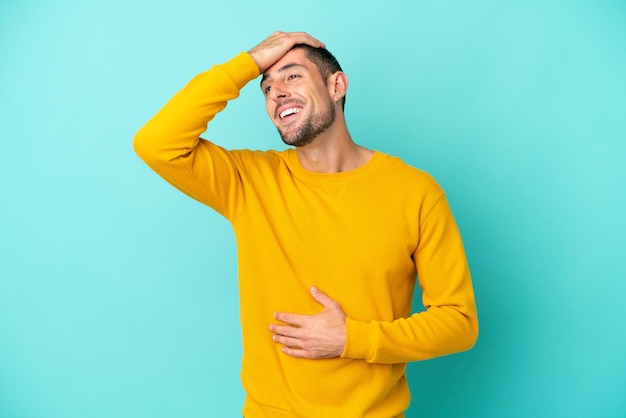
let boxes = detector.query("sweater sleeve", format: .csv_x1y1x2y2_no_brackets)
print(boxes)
342,195,478,364
133,52,260,219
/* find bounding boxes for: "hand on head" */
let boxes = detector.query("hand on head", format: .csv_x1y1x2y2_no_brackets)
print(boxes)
248,31,325,73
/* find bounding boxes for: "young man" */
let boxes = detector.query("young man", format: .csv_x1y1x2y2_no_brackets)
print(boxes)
134,31,478,418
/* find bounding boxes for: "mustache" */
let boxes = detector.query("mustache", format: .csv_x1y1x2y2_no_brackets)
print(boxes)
274,99,306,119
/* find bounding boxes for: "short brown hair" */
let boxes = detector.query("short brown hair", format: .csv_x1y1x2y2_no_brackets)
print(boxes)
292,44,346,109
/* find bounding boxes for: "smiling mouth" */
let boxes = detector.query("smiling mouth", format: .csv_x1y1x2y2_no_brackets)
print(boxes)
279,107,302,120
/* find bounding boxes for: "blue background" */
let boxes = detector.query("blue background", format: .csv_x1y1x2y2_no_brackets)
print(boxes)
1,1,625,417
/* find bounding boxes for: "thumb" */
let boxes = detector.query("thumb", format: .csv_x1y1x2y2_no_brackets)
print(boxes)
309,286,335,308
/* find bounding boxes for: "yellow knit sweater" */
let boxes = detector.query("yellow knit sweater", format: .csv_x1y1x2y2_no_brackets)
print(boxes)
134,52,478,418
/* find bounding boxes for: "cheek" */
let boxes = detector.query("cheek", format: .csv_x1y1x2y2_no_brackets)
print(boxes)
265,101,274,118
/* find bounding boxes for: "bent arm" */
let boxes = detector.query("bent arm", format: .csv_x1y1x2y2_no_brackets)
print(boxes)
133,53,260,217
342,196,479,364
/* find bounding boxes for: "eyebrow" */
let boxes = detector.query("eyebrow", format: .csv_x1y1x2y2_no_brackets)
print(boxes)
260,63,307,86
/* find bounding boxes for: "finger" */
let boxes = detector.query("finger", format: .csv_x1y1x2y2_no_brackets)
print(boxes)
270,323,302,338
248,31,325,72
272,31,324,49
272,333,302,348
292,31,325,48
281,346,316,359
274,311,306,327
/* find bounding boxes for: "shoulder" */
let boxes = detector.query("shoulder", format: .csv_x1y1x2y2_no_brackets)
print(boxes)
377,152,444,196
229,148,288,162
225,148,290,173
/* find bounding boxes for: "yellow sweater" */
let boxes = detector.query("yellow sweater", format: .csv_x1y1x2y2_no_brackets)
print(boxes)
134,52,478,417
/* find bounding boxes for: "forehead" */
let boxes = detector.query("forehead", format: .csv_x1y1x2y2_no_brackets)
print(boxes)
261,49,318,82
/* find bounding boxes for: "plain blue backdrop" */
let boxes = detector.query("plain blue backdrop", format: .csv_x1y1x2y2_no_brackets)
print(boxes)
1,1,625,417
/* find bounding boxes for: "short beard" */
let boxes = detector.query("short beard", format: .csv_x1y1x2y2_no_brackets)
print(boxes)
278,102,336,147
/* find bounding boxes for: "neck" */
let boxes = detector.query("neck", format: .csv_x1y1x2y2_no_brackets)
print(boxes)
295,121,373,173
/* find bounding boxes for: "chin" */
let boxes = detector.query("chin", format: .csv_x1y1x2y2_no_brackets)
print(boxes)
278,130,315,147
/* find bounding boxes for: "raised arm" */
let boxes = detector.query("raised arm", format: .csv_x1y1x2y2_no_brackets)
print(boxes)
132,51,259,218
133,32,325,218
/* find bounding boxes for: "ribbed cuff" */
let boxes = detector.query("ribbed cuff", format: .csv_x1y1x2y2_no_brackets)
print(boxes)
218,52,261,89
341,317,376,361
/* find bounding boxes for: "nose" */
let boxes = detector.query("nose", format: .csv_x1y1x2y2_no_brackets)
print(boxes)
269,83,290,101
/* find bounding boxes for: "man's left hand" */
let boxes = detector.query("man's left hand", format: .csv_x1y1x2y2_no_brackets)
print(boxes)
270,286,346,359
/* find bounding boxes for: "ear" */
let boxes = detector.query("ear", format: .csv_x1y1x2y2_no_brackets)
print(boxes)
328,71,348,103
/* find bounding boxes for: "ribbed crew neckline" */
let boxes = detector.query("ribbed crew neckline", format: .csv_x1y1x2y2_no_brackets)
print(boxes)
285,148,386,184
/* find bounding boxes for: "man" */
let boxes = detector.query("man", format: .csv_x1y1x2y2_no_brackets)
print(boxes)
134,31,478,418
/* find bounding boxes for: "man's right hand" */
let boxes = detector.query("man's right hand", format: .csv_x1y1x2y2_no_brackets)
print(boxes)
248,31,325,73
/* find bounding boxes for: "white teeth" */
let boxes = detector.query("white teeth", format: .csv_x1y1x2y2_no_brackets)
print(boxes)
280,107,301,119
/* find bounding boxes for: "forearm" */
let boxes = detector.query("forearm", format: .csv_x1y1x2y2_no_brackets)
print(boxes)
342,303,478,364
342,195,478,364
133,52,259,167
